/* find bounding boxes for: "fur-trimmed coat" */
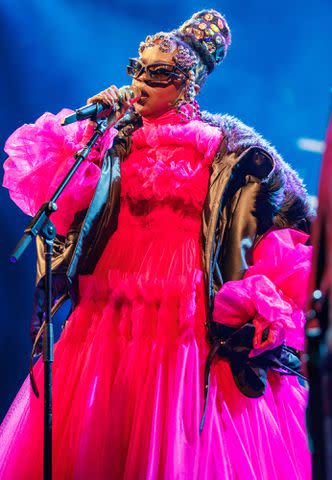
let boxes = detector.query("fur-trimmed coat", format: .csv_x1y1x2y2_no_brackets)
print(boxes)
200,111,312,304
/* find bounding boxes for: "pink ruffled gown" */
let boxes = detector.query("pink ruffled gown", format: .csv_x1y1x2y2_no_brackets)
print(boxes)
1,109,311,479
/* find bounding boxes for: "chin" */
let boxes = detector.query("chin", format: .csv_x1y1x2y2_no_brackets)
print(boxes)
137,105,173,119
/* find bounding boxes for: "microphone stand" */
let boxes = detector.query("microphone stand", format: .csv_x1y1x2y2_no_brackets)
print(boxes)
10,117,110,480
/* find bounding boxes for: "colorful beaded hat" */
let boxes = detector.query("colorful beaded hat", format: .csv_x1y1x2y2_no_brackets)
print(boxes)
138,9,231,86
176,9,231,73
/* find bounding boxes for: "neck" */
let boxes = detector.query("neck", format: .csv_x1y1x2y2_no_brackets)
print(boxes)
141,102,200,126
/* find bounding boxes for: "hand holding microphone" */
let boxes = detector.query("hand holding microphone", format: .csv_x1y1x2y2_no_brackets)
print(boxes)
61,85,141,126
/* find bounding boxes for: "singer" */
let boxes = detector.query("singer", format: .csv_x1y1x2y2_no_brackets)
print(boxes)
0,9,312,479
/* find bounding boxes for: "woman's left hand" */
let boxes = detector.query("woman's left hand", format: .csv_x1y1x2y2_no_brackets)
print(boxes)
249,318,285,358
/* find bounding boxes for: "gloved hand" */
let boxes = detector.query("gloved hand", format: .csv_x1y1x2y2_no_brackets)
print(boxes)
250,317,286,358
213,274,293,357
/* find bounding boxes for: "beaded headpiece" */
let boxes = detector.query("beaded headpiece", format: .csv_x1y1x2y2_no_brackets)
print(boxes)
138,9,231,85
177,10,231,73
139,33,198,71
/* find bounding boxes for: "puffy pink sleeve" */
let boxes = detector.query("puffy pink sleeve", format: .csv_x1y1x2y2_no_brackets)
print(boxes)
213,228,312,352
3,109,118,235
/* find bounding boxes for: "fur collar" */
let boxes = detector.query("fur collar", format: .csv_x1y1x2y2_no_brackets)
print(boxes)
200,111,314,231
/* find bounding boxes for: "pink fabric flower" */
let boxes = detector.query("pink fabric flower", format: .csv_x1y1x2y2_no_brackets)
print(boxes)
3,109,117,235
122,117,222,211
213,228,312,352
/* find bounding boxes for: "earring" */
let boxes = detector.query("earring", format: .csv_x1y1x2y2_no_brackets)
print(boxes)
176,71,201,121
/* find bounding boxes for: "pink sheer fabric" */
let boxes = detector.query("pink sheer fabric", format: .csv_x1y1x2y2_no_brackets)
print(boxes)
213,228,312,355
0,109,311,479
3,109,117,235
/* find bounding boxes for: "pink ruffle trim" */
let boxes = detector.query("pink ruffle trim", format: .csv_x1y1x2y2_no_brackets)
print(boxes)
3,109,117,235
122,117,222,210
213,228,312,351
134,117,222,159
76,267,204,340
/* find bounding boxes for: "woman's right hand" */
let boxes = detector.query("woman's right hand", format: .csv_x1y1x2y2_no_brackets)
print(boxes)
87,85,137,123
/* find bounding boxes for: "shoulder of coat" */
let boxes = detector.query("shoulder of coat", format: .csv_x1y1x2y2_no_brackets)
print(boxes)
200,110,279,156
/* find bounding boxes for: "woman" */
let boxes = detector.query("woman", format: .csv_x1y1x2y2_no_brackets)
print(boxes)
1,9,312,479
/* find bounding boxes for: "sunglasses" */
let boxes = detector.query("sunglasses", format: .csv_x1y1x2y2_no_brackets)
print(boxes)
126,58,188,87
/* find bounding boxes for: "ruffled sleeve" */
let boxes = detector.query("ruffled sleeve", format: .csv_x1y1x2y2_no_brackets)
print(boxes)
3,109,117,235
213,228,312,352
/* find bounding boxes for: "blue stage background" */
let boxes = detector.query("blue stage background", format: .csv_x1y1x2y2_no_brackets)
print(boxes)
0,0,331,421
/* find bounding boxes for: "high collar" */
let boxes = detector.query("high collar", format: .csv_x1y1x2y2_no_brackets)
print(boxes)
141,107,199,127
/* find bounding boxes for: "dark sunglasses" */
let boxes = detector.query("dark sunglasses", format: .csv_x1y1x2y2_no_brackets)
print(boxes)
126,58,188,87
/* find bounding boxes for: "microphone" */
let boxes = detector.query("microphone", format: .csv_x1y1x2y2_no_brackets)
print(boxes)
61,85,141,126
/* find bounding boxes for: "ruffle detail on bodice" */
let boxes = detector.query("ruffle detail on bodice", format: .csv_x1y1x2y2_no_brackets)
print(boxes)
121,114,222,211
3,109,117,235
76,267,205,341
135,116,222,158
213,228,312,351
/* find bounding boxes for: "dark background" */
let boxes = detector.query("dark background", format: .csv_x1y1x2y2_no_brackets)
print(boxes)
1,0,331,421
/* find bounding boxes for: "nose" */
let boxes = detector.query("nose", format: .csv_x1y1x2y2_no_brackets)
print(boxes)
136,67,148,81
132,73,150,90
132,78,145,89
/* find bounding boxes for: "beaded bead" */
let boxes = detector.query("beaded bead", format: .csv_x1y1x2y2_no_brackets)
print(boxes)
204,13,213,21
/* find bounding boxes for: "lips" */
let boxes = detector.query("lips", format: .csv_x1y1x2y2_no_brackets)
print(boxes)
137,89,149,105
140,89,149,98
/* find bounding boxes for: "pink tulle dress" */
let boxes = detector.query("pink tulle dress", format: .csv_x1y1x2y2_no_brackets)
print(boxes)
1,109,311,479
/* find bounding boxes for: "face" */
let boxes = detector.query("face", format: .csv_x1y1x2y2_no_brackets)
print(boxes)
130,45,188,118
